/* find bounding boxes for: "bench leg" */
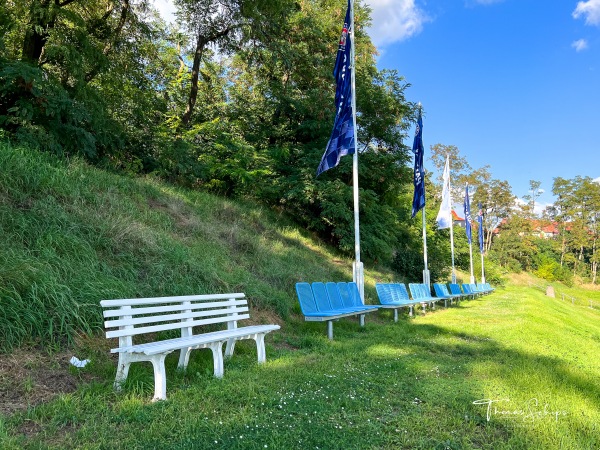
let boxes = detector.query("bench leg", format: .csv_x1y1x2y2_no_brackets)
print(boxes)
359,314,365,327
409,306,413,317
327,321,333,340
149,354,168,401
209,341,225,378
177,347,192,370
421,303,426,313
114,353,131,391
225,338,236,358
254,334,266,363
394,309,398,322
444,299,448,308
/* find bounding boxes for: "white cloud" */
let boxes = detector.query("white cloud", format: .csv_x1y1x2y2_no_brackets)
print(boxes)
573,0,600,26
367,0,430,48
572,38,589,51
594,177,600,184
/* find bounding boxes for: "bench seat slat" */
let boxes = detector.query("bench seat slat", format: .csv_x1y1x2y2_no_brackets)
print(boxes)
100,293,245,307
106,313,251,339
102,299,247,318
111,325,281,355
104,306,250,329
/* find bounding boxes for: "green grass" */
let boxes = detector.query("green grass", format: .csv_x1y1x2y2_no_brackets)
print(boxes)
1,284,599,449
2,140,600,448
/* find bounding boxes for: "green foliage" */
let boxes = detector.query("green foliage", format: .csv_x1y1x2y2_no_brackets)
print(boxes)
0,61,121,158
533,253,573,287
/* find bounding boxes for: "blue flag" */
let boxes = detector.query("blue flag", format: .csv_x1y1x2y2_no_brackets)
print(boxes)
477,203,484,253
411,110,426,218
317,0,354,176
464,184,472,244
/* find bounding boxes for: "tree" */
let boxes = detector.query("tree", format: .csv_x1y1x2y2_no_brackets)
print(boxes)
174,0,290,126
551,176,600,282
522,179,542,218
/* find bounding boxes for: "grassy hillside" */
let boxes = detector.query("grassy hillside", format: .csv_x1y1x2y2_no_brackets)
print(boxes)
0,139,397,350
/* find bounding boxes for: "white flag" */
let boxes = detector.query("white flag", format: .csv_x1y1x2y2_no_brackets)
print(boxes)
436,155,452,229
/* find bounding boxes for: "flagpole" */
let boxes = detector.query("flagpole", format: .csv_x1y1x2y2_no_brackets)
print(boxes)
415,103,429,286
465,183,475,284
422,206,430,286
448,156,456,284
469,242,475,284
349,0,363,300
481,252,485,284
450,215,456,284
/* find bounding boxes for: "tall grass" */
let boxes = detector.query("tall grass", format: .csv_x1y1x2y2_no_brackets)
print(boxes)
0,139,396,350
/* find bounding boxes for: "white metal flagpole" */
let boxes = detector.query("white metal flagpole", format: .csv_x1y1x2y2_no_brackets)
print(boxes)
469,242,475,284
422,206,430,286
481,252,485,284
447,156,456,284
416,103,429,286
349,0,363,301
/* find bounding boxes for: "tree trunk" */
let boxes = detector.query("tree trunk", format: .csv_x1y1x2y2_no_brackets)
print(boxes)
22,0,54,63
181,25,233,127
22,0,78,64
181,33,207,126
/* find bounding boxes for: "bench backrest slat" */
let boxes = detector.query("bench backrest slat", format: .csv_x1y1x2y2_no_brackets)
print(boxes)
102,299,247,319
325,282,345,309
100,293,245,308
295,282,318,314
105,306,250,329
311,282,333,311
448,283,463,295
106,313,251,339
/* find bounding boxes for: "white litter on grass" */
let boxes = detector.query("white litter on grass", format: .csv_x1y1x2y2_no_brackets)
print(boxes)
70,356,90,368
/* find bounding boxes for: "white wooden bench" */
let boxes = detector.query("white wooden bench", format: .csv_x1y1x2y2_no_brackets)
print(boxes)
101,293,280,401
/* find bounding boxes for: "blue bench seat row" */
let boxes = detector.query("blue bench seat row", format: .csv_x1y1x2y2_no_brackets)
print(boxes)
296,281,496,339
375,283,425,321
295,282,378,339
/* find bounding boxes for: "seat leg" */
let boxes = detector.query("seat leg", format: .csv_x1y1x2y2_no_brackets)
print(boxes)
327,321,333,340
254,334,266,363
359,314,365,327
177,347,192,370
409,306,414,317
394,309,398,322
225,338,236,358
114,353,131,391
209,341,225,378
149,354,168,401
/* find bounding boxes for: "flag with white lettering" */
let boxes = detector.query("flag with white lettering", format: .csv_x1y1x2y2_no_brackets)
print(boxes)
411,110,425,218
464,184,472,244
436,155,452,229
316,0,354,176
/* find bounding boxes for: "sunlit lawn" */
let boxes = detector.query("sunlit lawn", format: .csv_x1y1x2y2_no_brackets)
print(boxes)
1,283,599,449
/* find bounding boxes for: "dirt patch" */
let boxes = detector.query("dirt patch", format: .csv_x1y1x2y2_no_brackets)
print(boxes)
0,348,95,417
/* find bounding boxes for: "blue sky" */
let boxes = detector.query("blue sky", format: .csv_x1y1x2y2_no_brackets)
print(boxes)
368,0,600,212
154,0,600,212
